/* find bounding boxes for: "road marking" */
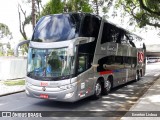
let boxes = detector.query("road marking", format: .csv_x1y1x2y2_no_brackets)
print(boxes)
154,73,159,76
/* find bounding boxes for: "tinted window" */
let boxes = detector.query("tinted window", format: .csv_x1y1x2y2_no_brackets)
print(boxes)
97,56,137,72
76,54,90,74
32,14,80,42
80,15,100,38
101,23,121,44
115,56,123,64
121,33,136,47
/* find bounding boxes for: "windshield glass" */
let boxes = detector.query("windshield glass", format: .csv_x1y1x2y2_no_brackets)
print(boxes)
27,48,75,80
32,14,79,42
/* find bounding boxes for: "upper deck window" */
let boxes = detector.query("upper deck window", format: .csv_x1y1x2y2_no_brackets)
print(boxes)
101,23,121,44
32,14,80,42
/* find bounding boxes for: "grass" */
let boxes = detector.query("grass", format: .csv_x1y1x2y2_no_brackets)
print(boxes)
3,79,25,86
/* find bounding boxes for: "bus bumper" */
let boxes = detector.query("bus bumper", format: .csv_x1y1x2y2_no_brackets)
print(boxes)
25,84,79,102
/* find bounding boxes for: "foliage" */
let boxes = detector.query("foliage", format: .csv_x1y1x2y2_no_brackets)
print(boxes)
7,43,11,49
20,44,28,54
66,0,93,13
39,0,93,20
48,51,61,70
3,80,25,86
115,0,160,28
0,23,11,39
40,0,63,18
7,49,14,56
18,0,43,40
0,51,4,56
91,0,114,15
18,4,29,40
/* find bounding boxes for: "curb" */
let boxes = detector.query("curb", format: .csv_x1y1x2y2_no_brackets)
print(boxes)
0,90,25,97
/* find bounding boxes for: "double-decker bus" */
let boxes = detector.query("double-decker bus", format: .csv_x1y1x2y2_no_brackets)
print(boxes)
15,13,146,102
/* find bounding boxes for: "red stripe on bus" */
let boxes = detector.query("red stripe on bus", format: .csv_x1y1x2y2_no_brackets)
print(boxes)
99,70,113,75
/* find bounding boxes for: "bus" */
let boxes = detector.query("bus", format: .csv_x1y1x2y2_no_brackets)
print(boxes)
15,13,146,102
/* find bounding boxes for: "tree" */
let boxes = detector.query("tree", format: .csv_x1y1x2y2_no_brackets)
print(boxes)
40,0,93,18
18,4,30,40
66,0,93,13
40,0,64,18
90,0,114,15
18,0,44,39
115,0,160,28
91,0,104,15
0,23,11,39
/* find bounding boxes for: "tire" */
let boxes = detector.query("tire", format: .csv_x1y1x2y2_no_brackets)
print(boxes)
140,70,143,77
135,71,140,81
102,79,112,95
92,80,102,100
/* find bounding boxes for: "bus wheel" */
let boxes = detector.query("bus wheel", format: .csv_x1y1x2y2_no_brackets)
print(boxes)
140,70,143,77
92,80,102,99
135,72,140,81
102,79,112,95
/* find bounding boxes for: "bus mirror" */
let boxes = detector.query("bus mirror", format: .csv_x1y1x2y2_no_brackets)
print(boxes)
75,37,95,45
91,64,99,67
14,40,30,57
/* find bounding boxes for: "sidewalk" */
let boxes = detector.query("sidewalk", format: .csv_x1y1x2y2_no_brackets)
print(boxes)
121,77,160,120
0,80,25,96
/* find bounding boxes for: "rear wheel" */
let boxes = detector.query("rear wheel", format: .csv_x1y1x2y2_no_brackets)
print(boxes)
92,80,102,100
102,78,112,95
140,70,143,77
135,71,140,81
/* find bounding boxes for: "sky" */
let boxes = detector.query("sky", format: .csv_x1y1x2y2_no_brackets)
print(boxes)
0,0,159,45
0,0,49,42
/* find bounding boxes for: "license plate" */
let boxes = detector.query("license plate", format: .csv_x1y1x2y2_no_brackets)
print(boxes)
40,94,49,99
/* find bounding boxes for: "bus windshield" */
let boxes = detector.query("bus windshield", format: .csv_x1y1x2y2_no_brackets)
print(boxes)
27,48,75,80
32,14,79,42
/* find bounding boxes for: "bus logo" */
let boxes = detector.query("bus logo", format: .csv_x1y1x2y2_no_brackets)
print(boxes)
138,52,144,62
40,82,48,86
42,87,46,91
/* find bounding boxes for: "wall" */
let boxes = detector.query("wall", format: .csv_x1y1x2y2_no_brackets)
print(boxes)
0,57,27,80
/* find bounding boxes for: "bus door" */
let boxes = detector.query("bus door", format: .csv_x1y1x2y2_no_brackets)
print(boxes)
76,53,94,98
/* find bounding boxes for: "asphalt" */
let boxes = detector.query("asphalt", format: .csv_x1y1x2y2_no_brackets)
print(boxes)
121,77,160,119
0,77,160,119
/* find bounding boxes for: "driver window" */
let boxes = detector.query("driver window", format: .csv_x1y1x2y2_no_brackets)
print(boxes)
77,55,87,73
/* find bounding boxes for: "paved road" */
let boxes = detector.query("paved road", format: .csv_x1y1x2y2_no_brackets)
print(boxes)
0,63,160,120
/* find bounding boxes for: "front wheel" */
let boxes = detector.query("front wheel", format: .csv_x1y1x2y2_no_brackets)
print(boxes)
92,80,102,100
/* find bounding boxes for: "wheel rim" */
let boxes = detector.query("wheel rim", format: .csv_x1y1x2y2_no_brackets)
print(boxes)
106,80,111,91
136,73,138,80
95,82,101,96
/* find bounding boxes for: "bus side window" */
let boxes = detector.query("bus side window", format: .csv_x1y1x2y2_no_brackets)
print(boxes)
101,23,120,44
124,57,131,68
97,56,115,72
80,15,100,38
132,57,137,68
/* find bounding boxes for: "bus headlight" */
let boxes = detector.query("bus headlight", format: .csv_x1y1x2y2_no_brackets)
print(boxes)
64,92,74,99
59,84,73,90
